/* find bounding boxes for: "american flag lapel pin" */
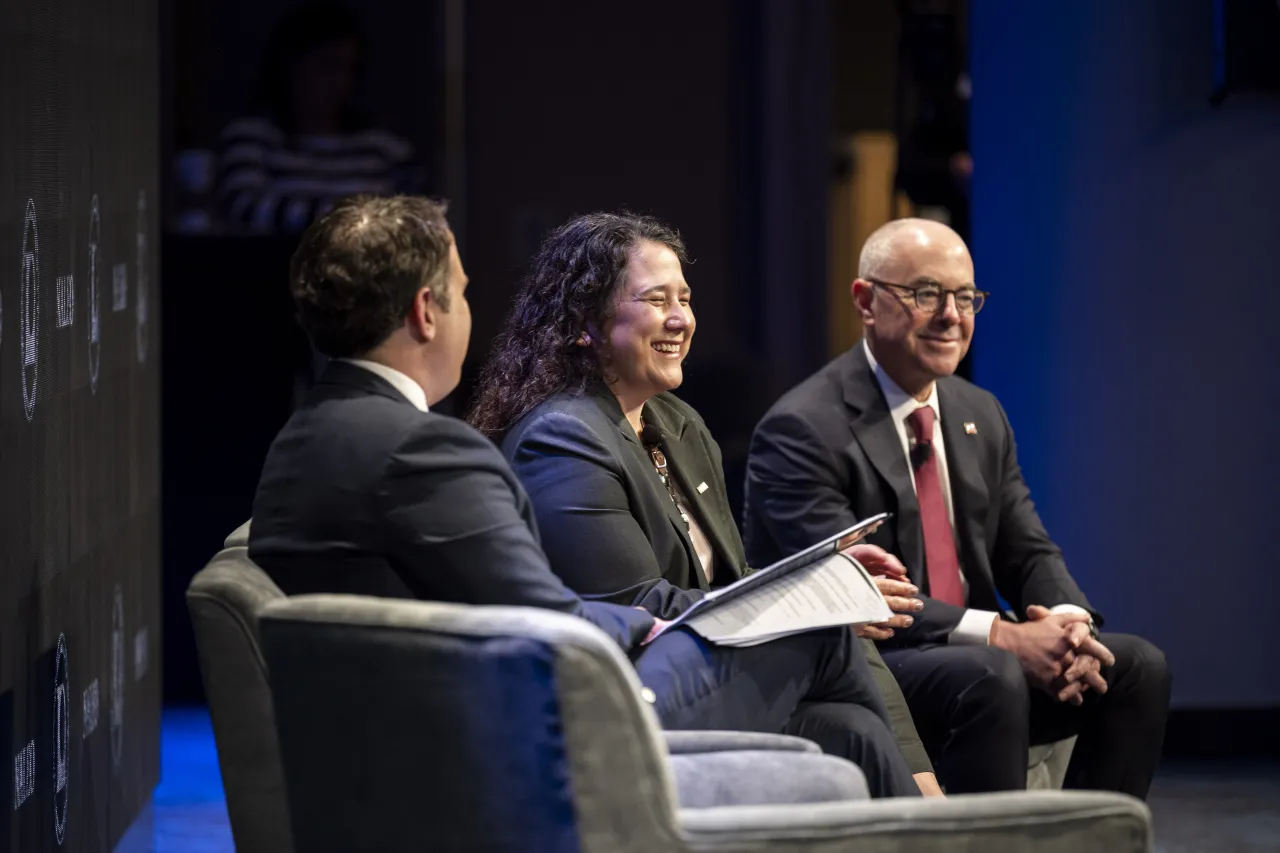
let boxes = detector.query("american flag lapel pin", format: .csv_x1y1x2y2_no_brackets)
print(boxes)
964,422,978,435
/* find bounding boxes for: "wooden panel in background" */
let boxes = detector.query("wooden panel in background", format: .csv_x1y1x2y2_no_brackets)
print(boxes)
828,132,913,357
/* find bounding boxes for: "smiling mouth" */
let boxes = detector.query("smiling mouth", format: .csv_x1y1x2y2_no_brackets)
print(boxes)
652,341,683,356
919,336,959,345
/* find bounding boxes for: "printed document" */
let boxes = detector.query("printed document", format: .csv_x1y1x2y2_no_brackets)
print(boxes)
654,513,894,647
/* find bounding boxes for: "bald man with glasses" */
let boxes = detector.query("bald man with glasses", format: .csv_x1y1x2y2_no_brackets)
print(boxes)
742,218,1170,798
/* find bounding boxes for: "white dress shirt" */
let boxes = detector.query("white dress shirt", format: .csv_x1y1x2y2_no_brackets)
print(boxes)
340,359,429,413
863,340,1087,644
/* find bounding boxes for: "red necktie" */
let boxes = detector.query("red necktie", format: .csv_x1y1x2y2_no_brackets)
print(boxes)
906,406,965,607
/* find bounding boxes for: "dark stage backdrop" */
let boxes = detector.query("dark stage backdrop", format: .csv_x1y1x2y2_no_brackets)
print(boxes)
970,0,1280,708
0,0,161,850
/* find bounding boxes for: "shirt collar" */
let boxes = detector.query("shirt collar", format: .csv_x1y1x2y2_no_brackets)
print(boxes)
862,338,939,426
339,358,429,412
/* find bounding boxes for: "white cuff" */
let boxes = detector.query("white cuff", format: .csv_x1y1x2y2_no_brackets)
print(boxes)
1049,604,1092,621
950,609,1000,645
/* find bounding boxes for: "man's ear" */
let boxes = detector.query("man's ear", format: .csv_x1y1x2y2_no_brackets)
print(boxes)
408,285,437,343
851,278,875,325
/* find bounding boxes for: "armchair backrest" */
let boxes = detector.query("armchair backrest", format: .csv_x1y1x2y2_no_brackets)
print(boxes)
186,545,293,852
224,518,251,548
259,595,681,853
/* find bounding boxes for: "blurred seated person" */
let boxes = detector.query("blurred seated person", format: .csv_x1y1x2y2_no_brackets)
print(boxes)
215,1,423,233
467,212,932,797
247,196,918,799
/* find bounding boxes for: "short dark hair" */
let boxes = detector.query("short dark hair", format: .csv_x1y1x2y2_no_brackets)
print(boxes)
467,211,688,438
289,195,452,358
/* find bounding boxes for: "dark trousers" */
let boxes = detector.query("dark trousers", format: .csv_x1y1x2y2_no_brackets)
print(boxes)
881,633,1171,798
633,626,919,799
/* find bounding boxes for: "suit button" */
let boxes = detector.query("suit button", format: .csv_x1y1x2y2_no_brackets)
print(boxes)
640,687,657,704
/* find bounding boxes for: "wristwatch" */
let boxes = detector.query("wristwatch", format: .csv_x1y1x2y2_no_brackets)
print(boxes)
1087,620,1100,642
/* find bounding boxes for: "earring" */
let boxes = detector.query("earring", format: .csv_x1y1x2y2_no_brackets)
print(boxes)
576,333,591,347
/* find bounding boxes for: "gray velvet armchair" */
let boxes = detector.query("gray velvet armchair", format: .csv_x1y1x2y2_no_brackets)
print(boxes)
219,518,1075,791
186,537,294,853
258,593,1153,853
188,533,869,849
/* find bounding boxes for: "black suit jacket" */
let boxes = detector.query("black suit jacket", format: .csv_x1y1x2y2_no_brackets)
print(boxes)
500,388,747,620
249,361,654,651
744,344,1097,646
503,385,935,774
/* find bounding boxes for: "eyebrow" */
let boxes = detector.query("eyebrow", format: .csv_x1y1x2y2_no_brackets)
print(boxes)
908,276,976,288
638,283,692,296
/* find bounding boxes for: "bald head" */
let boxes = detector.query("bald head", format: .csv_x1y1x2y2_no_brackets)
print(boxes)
852,218,977,398
858,218,970,281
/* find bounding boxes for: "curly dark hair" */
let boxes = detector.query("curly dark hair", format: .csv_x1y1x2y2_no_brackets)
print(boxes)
289,194,452,358
468,211,688,438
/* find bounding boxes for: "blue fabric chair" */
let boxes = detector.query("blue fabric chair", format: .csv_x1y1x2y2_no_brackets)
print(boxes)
258,593,1152,853
191,528,867,852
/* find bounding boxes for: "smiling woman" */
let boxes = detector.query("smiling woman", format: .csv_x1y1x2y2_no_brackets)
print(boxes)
467,212,692,440
598,239,696,432
467,210,714,606
466,213,937,796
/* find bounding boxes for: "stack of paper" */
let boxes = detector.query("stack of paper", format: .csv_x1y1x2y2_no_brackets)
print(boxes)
650,513,895,648
680,553,891,647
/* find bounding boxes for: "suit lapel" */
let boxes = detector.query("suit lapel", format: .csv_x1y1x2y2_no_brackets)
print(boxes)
936,380,992,594
841,348,925,581
659,415,746,583
599,391,711,592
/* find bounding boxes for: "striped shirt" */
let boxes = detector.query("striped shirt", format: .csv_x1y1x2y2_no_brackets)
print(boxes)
216,116,422,233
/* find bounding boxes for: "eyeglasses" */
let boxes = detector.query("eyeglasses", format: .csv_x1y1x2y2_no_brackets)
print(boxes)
866,278,988,316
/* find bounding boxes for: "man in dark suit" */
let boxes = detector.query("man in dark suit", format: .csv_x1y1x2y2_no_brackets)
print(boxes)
248,195,919,798
743,218,1170,797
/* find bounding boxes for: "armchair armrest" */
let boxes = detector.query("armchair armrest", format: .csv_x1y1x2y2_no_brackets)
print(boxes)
670,751,868,809
664,731,821,755
664,732,862,810
678,790,1152,853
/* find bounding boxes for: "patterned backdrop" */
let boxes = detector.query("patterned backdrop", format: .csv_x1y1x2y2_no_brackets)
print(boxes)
0,0,161,849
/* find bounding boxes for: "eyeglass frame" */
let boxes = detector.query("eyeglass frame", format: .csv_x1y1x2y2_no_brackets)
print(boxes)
864,277,989,315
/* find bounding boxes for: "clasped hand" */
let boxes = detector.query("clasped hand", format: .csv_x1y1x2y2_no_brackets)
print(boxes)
992,605,1115,705
842,544,1115,706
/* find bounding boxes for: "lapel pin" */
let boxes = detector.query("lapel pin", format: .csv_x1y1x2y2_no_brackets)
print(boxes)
964,422,978,435
697,482,709,494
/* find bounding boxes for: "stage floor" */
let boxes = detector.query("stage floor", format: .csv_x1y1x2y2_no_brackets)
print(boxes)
137,707,1279,852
